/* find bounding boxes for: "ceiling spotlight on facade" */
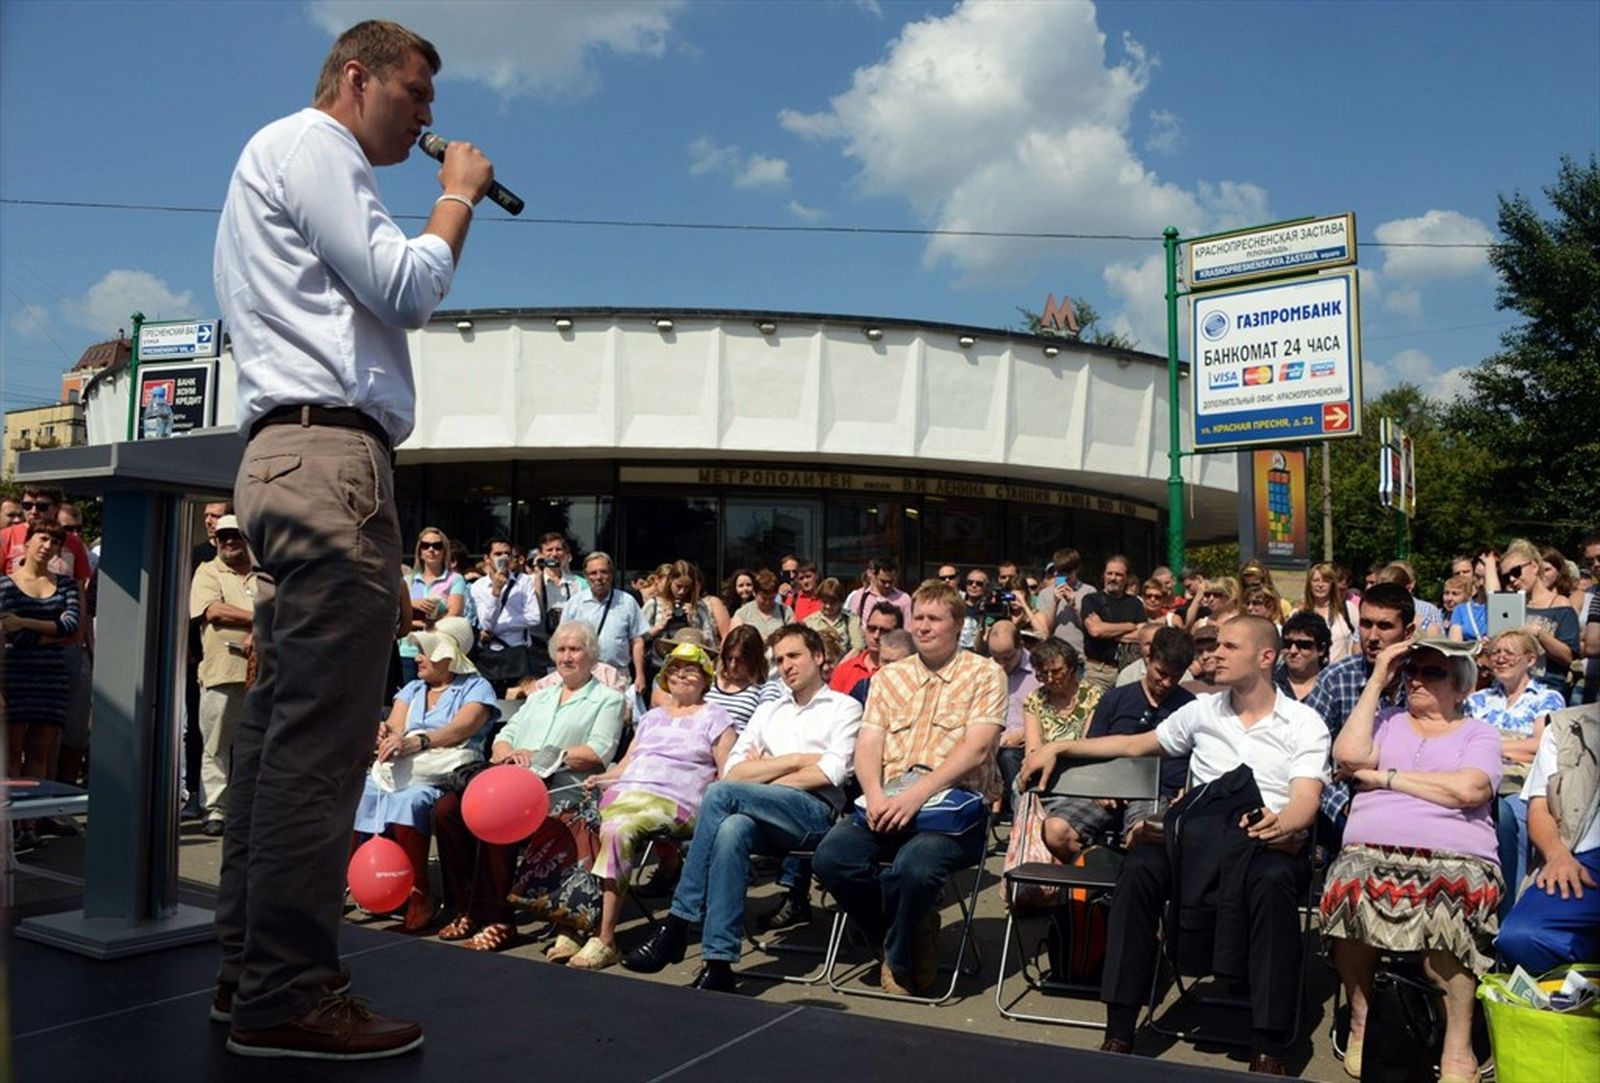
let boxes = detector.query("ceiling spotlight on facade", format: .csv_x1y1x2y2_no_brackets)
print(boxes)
1043,345,1060,358
553,316,574,331
957,335,976,348
655,318,675,333
757,321,778,335
863,326,884,341
455,320,473,332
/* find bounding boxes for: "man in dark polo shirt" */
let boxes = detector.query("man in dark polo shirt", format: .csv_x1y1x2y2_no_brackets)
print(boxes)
1079,554,1146,690
1037,626,1196,859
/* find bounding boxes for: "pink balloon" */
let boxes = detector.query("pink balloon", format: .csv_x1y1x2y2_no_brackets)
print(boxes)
462,764,550,845
347,836,414,913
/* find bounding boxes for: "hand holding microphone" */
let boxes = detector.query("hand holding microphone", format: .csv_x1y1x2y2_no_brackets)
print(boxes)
418,132,524,216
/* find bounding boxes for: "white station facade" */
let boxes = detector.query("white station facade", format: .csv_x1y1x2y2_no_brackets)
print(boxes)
82,307,1239,583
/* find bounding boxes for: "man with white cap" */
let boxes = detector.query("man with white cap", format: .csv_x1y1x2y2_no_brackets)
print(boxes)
188,515,262,837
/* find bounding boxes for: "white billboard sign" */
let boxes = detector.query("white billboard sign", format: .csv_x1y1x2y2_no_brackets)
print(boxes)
1191,270,1362,450
138,318,221,360
1188,213,1356,289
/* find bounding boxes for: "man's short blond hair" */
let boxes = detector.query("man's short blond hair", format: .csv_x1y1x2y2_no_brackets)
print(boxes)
911,580,963,624
312,20,441,108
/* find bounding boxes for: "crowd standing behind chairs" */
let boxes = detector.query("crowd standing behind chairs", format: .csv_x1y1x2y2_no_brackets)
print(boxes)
6,466,1600,1075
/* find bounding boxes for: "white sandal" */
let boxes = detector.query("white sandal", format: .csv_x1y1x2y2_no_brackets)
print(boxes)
566,936,620,971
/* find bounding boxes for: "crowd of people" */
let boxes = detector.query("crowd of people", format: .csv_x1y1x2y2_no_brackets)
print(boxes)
7,472,1598,1075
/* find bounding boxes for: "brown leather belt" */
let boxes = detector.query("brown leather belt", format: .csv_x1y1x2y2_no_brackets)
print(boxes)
249,404,393,457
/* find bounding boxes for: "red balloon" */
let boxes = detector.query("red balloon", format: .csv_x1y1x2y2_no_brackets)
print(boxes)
347,836,414,913
462,764,550,844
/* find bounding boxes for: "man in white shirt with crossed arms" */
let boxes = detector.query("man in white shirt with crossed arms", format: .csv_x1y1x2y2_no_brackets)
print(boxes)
212,19,492,1061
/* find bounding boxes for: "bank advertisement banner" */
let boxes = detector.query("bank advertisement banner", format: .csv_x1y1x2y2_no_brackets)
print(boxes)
1192,270,1362,450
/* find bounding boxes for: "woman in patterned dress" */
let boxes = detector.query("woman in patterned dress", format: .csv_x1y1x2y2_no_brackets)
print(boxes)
1,520,81,782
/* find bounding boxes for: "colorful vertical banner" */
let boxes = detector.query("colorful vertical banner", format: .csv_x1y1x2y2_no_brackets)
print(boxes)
1252,448,1308,564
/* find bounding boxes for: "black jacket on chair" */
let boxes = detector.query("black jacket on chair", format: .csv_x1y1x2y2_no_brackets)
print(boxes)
1162,764,1267,980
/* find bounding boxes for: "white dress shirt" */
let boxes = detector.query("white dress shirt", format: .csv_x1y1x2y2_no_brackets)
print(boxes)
471,573,542,646
215,108,456,446
1155,689,1330,814
726,686,863,790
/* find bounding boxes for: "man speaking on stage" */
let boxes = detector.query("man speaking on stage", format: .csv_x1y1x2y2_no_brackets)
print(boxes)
211,20,493,1060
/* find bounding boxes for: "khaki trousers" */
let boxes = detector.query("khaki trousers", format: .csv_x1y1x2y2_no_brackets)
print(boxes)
198,682,246,822
216,423,405,1031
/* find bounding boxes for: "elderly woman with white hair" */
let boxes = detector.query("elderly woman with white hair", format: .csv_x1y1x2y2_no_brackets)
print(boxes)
1320,638,1504,1083
432,619,626,953
353,616,499,932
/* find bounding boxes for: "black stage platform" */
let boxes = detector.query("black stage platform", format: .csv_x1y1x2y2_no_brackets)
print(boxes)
11,924,1246,1081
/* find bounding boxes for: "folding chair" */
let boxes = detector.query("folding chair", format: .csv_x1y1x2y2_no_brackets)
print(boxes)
822,814,990,1006
1143,817,1321,1049
743,846,833,985
994,756,1160,1029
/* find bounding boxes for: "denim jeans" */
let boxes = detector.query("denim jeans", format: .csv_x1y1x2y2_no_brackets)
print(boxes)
668,781,836,963
1496,793,1529,918
812,816,986,982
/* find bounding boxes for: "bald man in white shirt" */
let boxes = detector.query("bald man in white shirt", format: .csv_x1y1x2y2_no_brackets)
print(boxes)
211,20,493,1061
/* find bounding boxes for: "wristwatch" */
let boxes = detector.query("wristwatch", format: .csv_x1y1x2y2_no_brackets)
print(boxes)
1385,768,1397,790
417,732,432,752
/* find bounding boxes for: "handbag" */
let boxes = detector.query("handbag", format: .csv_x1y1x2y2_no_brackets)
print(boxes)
1004,792,1062,910
1361,967,1443,1083
852,769,986,835
474,574,536,684
368,742,480,792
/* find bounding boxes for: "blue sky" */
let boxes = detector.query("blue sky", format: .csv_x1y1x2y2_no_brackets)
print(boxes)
2,0,1596,422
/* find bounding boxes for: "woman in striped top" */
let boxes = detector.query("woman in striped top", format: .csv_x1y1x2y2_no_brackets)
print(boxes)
1,520,82,780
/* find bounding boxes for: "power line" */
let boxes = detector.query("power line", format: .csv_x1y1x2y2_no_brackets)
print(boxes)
0,197,1503,248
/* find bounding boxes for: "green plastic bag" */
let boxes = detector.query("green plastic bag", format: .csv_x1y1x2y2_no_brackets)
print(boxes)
1478,965,1600,1083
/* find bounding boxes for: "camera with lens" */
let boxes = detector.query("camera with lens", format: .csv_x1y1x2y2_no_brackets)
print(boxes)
983,590,1015,618
534,557,561,570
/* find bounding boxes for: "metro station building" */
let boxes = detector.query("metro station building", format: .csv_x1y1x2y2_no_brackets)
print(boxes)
78,306,1239,583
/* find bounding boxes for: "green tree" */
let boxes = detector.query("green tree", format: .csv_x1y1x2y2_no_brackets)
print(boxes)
1447,154,1600,544
1016,299,1139,349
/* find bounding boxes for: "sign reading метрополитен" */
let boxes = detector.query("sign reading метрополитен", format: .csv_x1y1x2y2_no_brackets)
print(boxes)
1187,214,1356,290
1191,270,1362,451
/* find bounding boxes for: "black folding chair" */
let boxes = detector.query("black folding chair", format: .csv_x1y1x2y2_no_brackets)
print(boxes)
994,756,1160,1029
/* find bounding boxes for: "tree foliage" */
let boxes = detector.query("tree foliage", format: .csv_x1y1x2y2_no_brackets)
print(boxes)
1447,154,1600,537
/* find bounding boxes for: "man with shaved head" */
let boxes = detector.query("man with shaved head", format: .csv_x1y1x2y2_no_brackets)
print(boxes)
1020,614,1329,1073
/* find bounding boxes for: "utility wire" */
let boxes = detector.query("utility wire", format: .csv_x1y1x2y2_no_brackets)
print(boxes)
0,197,1503,248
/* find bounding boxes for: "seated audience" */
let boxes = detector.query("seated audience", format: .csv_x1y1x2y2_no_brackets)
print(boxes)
813,580,1006,996
1180,620,1224,694
622,624,863,990
354,618,498,931
830,601,903,695
730,569,793,642
1464,629,1567,906
1321,638,1501,1083
641,561,722,684
1244,586,1285,631
846,628,914,705
1275,611,1331,701
1497,704,1600,974
702,625,781,732
397,527,467,687
1443,573,1486,644
1021,616,1327,1074
987,619,1040,818
1036,627,1195,861
1115,621,1163,687
432,620,624,952
803,576,864,655
566,642,737,970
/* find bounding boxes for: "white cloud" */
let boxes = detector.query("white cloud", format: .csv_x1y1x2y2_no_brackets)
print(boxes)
1146,109,1182,155
787,200,825,223
776,0,1269,310
306,1,684,99
687,137,790,190
9,303,50,337
854,0,884,15
60,270,196,335
1373,209,1495,282
1383,286,1422,319
1365,347,1474,402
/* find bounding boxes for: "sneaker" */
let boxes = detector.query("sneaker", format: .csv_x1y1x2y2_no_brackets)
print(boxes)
212,969,353,1024
226,995,421,1061
755,894,812,933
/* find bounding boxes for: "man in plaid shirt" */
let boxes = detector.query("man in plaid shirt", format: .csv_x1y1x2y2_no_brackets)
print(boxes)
1304,582,1415,834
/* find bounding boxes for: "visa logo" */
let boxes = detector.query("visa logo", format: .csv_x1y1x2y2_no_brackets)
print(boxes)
1279,362,1305,381
1243,365,1274,386
1310,361,1337,378
1209,370,1239,390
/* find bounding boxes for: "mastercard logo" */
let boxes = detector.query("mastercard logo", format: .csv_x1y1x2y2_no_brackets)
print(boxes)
1243,365,1274,386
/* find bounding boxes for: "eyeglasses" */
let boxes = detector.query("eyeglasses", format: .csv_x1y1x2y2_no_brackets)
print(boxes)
1282,638,1318,652
418,541,444,551
217,532,244,543
966,579,988,588
938,573,958,581
1402,662,1451,683
20,500,54,510
1486,648,1529,660
1502,562,1531,581
1036,667,1072,682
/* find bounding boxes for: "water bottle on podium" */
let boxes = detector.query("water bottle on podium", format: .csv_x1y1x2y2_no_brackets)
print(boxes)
142,385,173,439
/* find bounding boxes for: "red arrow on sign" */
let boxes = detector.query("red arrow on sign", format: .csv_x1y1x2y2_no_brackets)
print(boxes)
1322,402,1352,432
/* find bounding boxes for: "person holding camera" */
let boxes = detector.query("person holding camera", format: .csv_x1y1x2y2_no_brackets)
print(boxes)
469,537,543,694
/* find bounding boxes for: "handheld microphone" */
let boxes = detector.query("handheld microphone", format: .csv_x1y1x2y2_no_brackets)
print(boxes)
417,132,524,216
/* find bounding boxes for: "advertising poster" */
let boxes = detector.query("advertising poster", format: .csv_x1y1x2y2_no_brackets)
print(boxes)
136,361,216,438
1253,448,1308,565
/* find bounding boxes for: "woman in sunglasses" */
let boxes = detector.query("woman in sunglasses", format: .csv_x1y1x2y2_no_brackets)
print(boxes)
1321,638,1501,1083
396,527,468,688
1496,539,1579,683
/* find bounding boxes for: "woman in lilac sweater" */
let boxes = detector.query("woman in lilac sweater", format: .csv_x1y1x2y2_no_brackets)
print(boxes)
1320,638,1502,1083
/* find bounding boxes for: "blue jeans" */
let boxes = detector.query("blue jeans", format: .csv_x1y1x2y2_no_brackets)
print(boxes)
1498,849,1600,973
812,816,986,982
668,781,836,963
1496,794,1529,918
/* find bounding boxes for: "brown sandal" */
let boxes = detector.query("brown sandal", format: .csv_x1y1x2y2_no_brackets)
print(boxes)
437,914,478,942
464,923,517,952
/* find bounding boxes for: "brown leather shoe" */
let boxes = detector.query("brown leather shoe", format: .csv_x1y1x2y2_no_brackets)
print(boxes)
879,961,914,996
227,995,421,1060
1248,1053,1289,1075
1099,1038,1134,1055
211,969,353,1024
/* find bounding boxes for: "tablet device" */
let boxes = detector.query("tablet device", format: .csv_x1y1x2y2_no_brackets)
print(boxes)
1487,592,1526,638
